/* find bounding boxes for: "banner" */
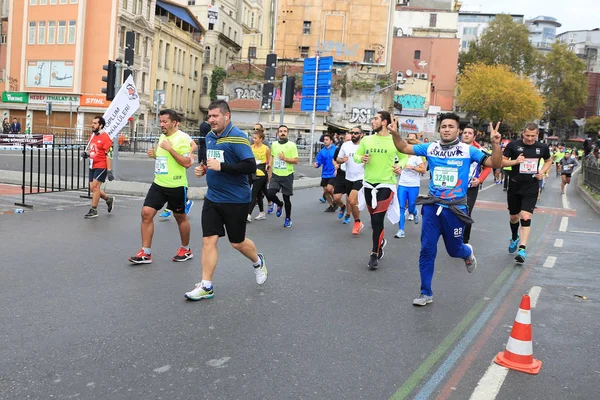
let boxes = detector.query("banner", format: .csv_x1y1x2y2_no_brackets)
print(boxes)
0,134,53,147
102,75,140,140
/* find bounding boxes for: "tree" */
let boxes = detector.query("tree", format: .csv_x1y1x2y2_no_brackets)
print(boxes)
537,43,587,133
459,14,538,76
584,116,600,136
457,63,545,129
210,67,226,102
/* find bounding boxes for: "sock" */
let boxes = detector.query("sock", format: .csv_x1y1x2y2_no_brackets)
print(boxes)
252,257,262,268
356,219,361,222
510,221,520,240
345,214,350,218
183,245,190,250
142,247,151,255
91,206,97,210
519,245,526,250
201,280,212,289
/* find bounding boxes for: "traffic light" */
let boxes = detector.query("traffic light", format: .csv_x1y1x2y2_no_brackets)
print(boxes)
261,83,274,109
284,76,295,108
102,60,116,100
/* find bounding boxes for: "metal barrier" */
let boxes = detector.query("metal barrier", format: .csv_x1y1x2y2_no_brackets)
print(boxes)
583,159,600,194
14,143,90,208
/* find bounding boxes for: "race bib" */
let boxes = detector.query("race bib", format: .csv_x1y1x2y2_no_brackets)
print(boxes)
520,158,538,174
207,149,225,163
562,164,572,172
89,158,94,169
274,158,287,169
155,156,168,175
433,166,458,188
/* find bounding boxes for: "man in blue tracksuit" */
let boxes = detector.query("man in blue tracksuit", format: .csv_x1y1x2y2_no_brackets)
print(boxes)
314,134,339,212
390,113,503,306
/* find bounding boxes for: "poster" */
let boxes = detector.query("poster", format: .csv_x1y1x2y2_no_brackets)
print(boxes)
26,61,74,88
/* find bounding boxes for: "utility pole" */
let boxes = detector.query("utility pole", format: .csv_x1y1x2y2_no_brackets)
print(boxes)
280,74,287,125
112,58,124,177
308,54,320,165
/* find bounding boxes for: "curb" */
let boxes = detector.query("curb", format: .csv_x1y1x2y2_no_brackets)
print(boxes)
576,170,600,215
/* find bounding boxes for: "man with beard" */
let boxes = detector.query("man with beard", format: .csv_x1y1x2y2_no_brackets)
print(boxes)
266,125,299,228
337,126,365,235
390,113,503,306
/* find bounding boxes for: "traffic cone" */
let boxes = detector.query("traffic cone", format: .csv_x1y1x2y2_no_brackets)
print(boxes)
494,294,542,374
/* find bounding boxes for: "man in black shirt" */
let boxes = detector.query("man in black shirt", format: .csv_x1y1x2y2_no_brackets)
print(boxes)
502,123,553,264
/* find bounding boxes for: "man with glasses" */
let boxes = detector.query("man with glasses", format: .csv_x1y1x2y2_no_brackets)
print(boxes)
337,126,365,235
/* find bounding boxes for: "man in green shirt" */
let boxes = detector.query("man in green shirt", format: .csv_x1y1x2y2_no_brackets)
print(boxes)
129,109,193,264
354,110,407,269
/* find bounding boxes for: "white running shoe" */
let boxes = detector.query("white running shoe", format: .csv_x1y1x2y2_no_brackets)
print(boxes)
255,212,266,220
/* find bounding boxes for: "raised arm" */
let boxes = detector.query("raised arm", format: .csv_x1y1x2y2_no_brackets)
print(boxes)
481,122,502,169
388,115,416,155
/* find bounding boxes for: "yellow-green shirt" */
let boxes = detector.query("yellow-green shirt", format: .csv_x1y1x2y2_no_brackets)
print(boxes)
154,130,191,188
354,134,408,185
271,141,298,177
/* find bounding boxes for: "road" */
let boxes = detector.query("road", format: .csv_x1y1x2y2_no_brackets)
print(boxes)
0,173,599,399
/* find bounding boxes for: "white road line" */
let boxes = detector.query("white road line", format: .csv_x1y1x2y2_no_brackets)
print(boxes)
469,286,542,400
562,191,570,209
559,217,569,232
480,183,499,192
553,239,564,248
543,256,557,268
569,230,600,235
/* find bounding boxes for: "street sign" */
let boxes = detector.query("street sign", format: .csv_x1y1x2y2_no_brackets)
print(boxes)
301,56,333,113
300,97,331,112
153,90,165,106
301,87,331,97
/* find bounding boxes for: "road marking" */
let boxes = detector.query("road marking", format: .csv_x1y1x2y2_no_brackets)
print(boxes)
480,183,497,192
568,230,600,235
553,239,563,247
562,191,570,209
468,286,542,400
559,217,568,232
543,256,557,268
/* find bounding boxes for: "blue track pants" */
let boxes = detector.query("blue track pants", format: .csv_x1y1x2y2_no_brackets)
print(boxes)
398,185,419,230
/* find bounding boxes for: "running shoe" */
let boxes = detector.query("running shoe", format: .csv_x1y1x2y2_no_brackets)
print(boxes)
378,238,387,260
254,253,268,285
255,212,266,220
352,221,364,235
283,218,292,228
128,249,152,264
173,247,193,262
464,244,477,273
247,214,252,223
508,236,520,253
324,205,337,212
319,197,326,203
515,248,526,264
106,196,115,213
407,214,414,221
394,229,405,238
414,213,420,224
184,283,214,301
159,209,172,219
413,294,433,306
268,203,274,214
342,215,351,224
367,254,378,270
276,205,283,218
185,199,194,214
338,206,346,219
84,208,98,219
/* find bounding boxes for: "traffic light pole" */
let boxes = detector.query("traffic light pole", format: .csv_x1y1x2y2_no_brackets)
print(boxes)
112,58,123,178
280,75,287,125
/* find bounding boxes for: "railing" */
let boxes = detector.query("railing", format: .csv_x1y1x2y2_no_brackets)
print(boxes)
583,158,600,194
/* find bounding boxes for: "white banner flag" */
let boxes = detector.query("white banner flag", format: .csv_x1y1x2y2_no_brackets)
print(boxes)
102,75,140,140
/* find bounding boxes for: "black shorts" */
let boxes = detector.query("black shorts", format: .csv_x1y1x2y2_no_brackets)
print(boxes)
333,172,347,194
269,174,294,196
143,182,187,213
89,168,107,183
202,198,248,243
320,177,336,187
342,179,362,196
507,180,539,215
561,173,572,178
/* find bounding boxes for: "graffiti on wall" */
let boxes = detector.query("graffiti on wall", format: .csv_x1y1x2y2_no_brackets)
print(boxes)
319,41,358,57
399,118,420,133
348,108,372,124
394,94,426,110
232,86,302,102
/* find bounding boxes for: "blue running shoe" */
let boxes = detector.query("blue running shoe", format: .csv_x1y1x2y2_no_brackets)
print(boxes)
338,206,346,219
414,213,420,224
342,215,351,224
267,203,274,214
283,218,292,228
508,236,520,253
159,209,172,219
185,199,194,214
319,197,326,203
515,248,526,264
276,205,283,218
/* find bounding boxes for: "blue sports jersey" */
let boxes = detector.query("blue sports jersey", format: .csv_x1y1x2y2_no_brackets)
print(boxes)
315,144,338,179
205,122,255,203
413,141,486,203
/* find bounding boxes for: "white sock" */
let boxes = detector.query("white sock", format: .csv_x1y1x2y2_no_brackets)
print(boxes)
183,245,190,250
201,280,212,289
142,247,151,255
252,257,262,267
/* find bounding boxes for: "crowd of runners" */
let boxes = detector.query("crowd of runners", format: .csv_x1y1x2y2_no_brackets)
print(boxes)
83,99,586,306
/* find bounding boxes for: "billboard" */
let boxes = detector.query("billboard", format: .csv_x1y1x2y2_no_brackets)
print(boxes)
26,61,74,88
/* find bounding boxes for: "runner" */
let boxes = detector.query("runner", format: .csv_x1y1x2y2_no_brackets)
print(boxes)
184,100,267,300
337,127,365,234
390,114,503,306
333,133,352,223
82,116,115,219
559,150,578,194
128,109,193,264
314,134,339,212
461,126,492,244
266,125,299,228
248,127,271,221
502,122,553,264
553,146,565,177
394,132,426,239
353,111,407,269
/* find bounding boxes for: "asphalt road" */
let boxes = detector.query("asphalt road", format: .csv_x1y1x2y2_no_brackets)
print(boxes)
0,173,599,399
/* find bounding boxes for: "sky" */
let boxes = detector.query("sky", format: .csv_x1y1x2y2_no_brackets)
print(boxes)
461,0,600,33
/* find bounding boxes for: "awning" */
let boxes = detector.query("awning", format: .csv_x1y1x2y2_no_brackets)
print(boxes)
157,0,202,31
324,120,350,131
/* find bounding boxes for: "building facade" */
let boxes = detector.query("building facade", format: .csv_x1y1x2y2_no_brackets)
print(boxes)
526,15,561,53
457,12,524,52
558,30,600,73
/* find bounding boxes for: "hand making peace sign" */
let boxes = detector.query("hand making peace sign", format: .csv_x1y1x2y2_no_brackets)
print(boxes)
489,121,502,145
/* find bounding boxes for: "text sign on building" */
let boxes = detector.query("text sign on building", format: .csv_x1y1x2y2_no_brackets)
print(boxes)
208,5,218,25
80,95,110,107
29,94,80,106
2,92,29,103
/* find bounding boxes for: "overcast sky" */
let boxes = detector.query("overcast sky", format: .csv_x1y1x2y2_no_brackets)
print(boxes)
461,0,600,33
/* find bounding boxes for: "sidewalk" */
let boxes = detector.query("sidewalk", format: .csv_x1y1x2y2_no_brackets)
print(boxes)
576,170,600,214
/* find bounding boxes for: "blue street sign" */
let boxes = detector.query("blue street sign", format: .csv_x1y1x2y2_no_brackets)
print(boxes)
303,56,333,72
302,72,333,88
301,97,330,112
302,56,333,113
301,87,331,97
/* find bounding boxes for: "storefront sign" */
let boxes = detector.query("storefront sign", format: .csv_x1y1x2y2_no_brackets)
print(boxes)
2,92,29,103
80,95,110,107
0,134,53,147
29,94,80,105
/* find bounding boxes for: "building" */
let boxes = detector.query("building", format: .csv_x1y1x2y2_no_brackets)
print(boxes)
150,1,205,130
557,29,600,73
240,0,268,62
457,12,524,52
394,0,460,39
526,15,561,53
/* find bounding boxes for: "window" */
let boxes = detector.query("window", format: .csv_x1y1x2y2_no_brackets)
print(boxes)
123,0,127,8
147,2,151,19
28,22,36,45
248,46,257,59
120,26,126,49
70,0,78,3
141,73,146,93
1,35,6,44
137,0,142,15
222,22,225,33
414,50,421,59
194,57,198,77
192,90,196,111
144,37,149,58
461,40,468,49
158,40,163,66
463,27,477,36
303,21,311,35
165,43,170,68
234,31,237,42
47,21,55,44
135,33,141,54
300,46,309,58
171,84,175,103
204,46,211,64
188,1,196,4
57,21,66,44
228,27,231,38
38,22,46,44
202,76,209,94
156,79,160,92
60,0,67,3
132,0,137,13
68,21,76,44
429,13,437,27
364,50,375,63
50,0,57,4
40,0,47,4
251,12,254,27
30,0,38,5
187,89,191,112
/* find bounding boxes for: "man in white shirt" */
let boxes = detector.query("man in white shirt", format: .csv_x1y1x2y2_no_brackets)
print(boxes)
336,126,366,235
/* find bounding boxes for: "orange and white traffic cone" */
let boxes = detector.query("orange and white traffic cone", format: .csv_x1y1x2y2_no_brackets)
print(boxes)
494,294,542,374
